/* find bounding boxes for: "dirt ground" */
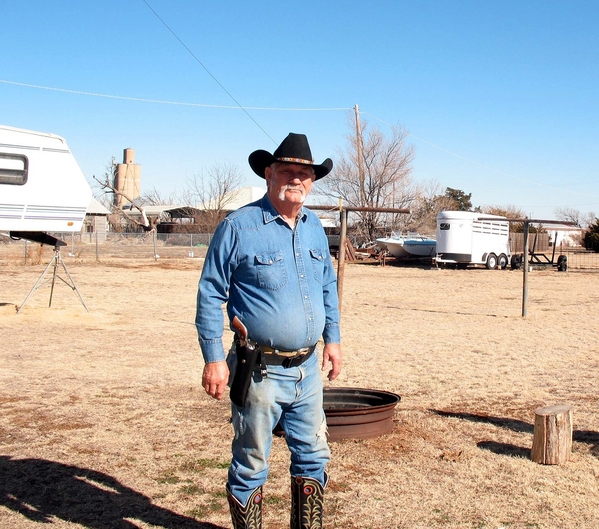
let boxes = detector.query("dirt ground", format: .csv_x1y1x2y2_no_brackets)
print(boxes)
1,254,599,529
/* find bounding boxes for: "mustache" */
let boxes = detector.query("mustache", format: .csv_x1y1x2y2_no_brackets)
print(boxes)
278,184,306,202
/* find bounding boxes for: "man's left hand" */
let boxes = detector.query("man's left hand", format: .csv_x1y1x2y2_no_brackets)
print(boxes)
322,343,342,381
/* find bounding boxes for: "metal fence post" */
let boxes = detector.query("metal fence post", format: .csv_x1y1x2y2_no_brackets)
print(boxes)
522,221,530,317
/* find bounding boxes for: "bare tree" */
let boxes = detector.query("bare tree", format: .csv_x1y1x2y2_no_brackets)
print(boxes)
482,205,526,217
317,120,416,242
93,163,162,233
402,181,447,235
183,162,244,232
482,205,528,232
139,186,179,207
554,206,595,229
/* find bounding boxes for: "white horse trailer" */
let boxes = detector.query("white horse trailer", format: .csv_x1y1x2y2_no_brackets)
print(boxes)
435,211,511,269
0,125,91,245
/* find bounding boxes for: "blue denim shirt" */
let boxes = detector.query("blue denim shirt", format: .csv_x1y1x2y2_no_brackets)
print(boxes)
195,194,341,363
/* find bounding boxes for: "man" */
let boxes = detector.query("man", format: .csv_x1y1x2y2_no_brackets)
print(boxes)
195,133,342,529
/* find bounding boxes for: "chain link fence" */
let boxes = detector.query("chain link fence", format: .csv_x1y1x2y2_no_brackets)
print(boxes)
1,231,599,270
554,248,599,270
0,232,212,264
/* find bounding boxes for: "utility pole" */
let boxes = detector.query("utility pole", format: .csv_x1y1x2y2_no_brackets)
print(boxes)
354,104,366,205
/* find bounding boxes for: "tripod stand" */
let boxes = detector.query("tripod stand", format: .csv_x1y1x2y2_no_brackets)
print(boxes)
18,245,89,313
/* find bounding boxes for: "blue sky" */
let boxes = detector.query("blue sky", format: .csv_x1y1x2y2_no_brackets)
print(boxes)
2,0,598,220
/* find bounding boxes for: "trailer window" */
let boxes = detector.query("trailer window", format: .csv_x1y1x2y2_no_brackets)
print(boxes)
440,222,450,230
0,153,28,185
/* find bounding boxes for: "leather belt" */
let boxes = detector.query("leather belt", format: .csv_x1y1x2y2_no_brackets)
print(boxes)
259,344,314,357
258,344,316,368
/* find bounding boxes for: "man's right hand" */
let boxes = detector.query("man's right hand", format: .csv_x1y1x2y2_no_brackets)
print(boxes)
202,360,229,401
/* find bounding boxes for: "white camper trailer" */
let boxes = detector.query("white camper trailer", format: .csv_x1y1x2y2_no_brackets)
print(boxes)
435,211,511,269
0,125,91,244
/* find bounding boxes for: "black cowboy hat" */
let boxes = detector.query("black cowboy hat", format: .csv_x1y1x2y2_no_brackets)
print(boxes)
248,133,333,180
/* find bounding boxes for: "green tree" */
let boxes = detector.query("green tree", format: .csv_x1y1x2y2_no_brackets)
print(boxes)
442,187,476,211
584,218,599,252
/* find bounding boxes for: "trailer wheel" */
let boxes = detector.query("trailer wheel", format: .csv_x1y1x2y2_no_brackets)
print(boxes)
486,253,498,270
498,253,508,270
557,254,568,272
511,254,523,270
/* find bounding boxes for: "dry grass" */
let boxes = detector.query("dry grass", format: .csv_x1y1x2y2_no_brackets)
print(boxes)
1,257,599,528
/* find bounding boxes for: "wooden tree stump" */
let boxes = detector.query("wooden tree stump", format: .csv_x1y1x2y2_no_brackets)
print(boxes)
531,404,573,465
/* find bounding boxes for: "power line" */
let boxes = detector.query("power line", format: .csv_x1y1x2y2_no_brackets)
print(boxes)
142,0,307,145
140,0,275,143
0,79,349,111
4,73,593,204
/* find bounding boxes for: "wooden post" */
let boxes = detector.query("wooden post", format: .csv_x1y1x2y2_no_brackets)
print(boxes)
337,206,348,312
531,404,572,465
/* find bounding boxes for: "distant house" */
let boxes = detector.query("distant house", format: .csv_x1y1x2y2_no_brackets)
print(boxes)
115,187,267,233
115,187,340,235
83,197,111,242
546,224,585,248
218,186,266,210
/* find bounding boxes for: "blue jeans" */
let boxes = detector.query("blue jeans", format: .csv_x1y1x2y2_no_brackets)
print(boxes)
227,350,330,506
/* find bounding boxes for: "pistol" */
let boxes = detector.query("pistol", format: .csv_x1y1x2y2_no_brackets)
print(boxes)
232,315,250,347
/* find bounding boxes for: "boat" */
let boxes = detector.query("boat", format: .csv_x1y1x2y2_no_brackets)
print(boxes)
376,232,436,258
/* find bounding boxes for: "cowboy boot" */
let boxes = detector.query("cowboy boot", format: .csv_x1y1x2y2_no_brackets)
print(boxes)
227,484,263,529
290,476,325,529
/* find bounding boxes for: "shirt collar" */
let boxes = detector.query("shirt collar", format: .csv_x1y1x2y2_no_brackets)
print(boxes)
261,194,307,225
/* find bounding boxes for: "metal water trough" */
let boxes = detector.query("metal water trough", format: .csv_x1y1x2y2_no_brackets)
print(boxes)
324,387,401,441
274,387,400,441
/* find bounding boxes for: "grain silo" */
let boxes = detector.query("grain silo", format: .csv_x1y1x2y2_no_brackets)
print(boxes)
113,148,141,208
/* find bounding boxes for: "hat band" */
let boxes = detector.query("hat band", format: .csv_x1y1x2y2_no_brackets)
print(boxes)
277,156,314,165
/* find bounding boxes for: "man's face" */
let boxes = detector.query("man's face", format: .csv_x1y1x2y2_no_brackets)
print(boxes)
265,163,316,208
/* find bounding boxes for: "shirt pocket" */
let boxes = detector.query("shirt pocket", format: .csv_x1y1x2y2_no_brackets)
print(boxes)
255,251,288,290
309,248,327,284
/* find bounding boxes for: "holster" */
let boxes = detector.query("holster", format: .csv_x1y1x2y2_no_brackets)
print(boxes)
229,342,260,408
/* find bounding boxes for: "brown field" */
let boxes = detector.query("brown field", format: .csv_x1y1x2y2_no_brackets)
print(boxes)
1,254,599,528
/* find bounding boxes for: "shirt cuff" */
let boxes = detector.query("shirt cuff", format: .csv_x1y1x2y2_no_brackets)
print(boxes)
323,322,341,345
200,338,226,364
